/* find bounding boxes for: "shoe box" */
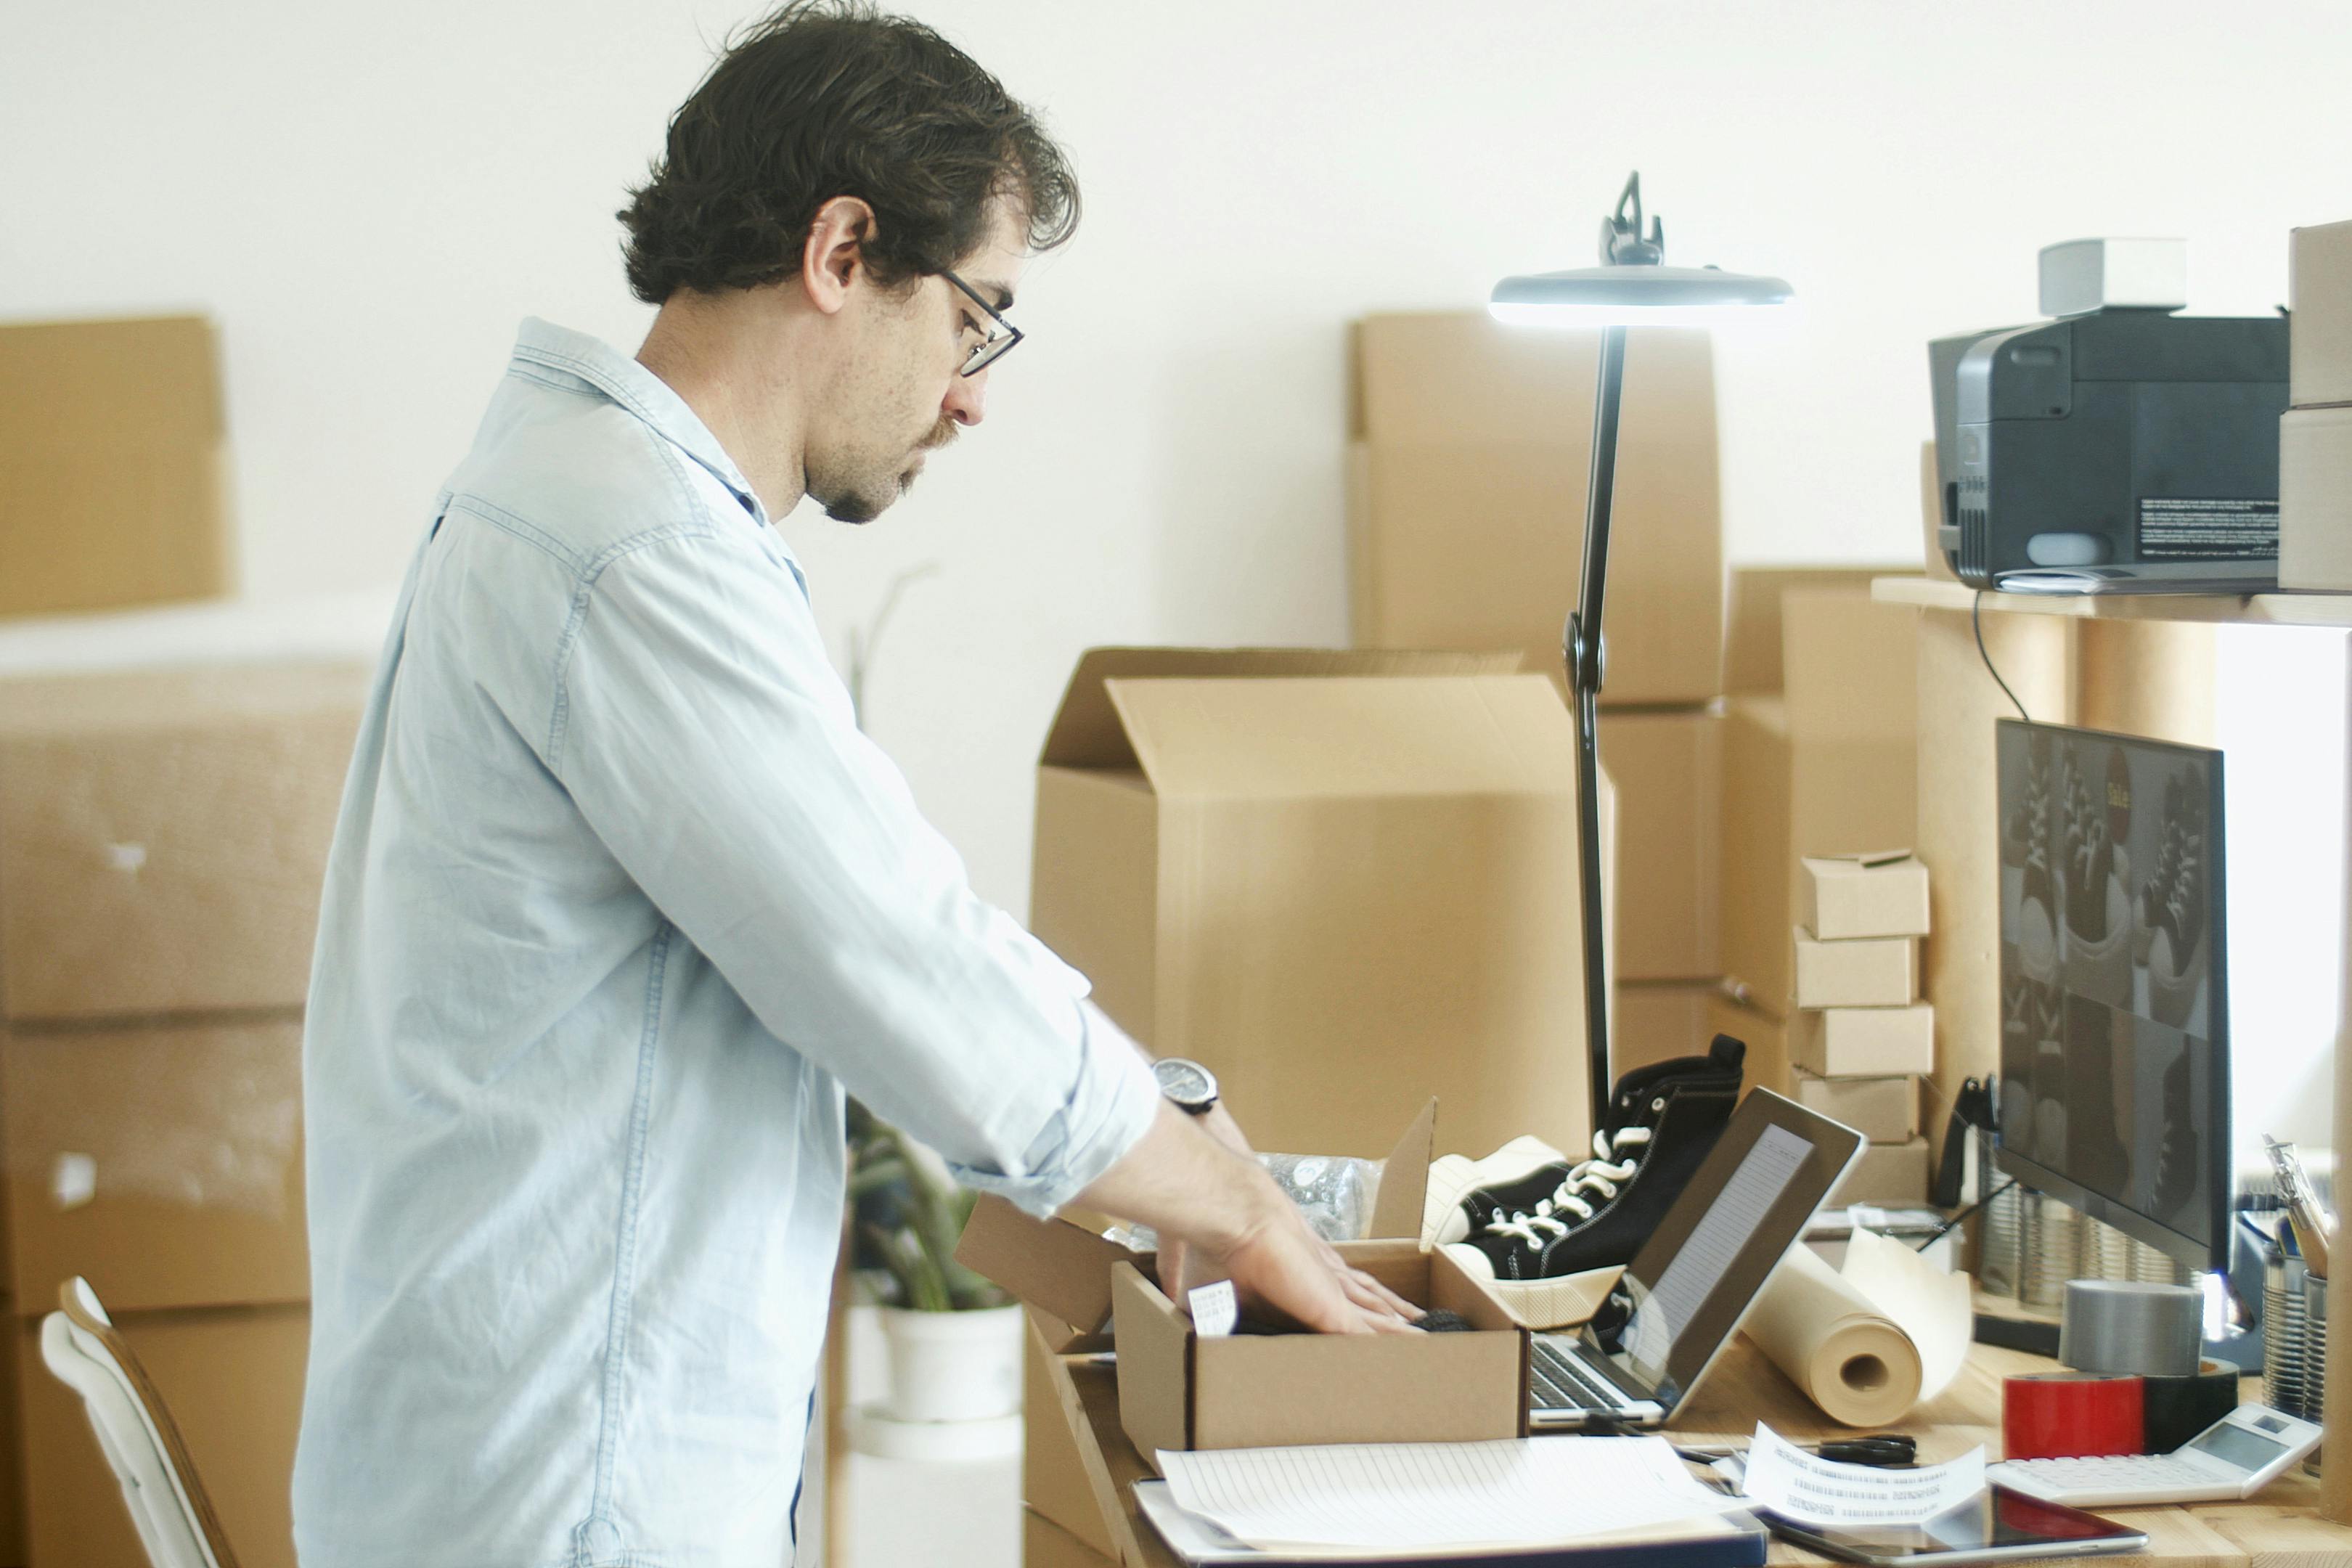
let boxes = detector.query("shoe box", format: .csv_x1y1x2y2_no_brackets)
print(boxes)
1792,1070,1919,1145
1792,1003,1935,1079
1029,648,1612,1163
1346,314,1723,706
1792,929,1917,1010
1800,852,1930,943
964,1105,1530,1466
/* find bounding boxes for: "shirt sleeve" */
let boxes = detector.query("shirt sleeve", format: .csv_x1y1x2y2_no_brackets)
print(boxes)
545,526,1157,1217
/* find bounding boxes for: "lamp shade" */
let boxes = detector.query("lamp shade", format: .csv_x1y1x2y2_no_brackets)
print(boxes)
1490,264,1793,328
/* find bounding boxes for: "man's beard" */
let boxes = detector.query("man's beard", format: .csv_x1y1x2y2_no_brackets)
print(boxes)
819,417,958,526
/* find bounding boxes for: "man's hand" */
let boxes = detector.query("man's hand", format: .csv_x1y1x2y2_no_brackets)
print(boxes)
1077,1101,1419,1336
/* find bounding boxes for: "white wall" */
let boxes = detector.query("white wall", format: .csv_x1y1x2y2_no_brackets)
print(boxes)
6,1,2351,919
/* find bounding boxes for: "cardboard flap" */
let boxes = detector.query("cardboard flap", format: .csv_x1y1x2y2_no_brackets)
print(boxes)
1038,648,1521,771
1103,674,1576,799
953,1195,1141,1334
1829,849,1916,869
1370,1098,1437,1241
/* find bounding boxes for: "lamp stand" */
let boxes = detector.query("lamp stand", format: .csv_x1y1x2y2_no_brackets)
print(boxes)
1567,324,1627,1132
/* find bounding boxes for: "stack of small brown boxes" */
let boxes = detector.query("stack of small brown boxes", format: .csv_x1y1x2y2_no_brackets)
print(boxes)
0,656,369,1568
2279,218,2352,592
1345,314,1727,1071
1790,852,1935,1205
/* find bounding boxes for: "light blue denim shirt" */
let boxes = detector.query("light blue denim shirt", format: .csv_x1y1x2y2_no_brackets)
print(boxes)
293,319,1159,1568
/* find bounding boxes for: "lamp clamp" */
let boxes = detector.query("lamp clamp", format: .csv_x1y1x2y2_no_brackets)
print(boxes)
1564,611,1606,696
1598,171,1665,267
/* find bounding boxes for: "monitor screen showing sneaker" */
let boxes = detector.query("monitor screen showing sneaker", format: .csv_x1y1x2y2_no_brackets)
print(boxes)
1994,719,2231,1273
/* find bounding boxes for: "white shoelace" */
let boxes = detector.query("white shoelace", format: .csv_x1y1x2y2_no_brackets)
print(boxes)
1482,1125,1654,1251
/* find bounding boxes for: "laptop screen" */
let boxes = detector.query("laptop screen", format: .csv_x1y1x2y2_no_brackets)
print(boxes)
1599,1090,1863,1405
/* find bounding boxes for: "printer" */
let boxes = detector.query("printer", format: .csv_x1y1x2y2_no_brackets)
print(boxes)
1928,241,2289,592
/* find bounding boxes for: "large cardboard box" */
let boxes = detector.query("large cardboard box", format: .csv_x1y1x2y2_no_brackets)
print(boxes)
1598,709,1721,981
2290,219,2352,409
1614,981,1719,1077
1723,568,1908,695
1348,315,1723,706
0,661,367,1021
1,1019,307,1313
17,1302,307,1568
1024,1506,1114,1568
0,317,233,621
2279,404,2352,592
1827,1138,1932,1206
1030,649,1600,1158
1718,589,1920,1013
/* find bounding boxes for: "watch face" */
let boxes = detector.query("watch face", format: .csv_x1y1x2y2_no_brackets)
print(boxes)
1153,1058,1214,1106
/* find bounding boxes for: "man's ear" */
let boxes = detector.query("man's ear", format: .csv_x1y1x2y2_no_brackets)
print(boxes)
801,195,875,317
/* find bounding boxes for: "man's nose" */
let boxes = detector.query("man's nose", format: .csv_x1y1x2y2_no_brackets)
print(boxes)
943,367,987,427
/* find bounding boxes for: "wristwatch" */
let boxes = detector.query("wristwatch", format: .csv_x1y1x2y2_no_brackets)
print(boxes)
1152,1057,1220,1116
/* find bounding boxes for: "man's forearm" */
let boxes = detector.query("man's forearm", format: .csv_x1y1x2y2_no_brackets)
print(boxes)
1072,1098,1278,1252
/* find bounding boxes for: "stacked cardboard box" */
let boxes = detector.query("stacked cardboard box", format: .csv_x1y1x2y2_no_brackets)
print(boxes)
1787,852,1934,1205
0,317,234,621
1347,314,1727,1035
0,658,368,1568
1716,576,1921,1094
2280,219,2352,591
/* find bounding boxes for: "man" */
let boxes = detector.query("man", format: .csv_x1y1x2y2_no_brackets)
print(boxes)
292,6,1415,1566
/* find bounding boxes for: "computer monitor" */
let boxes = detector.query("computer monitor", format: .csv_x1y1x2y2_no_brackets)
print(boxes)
1994,719,2230,1273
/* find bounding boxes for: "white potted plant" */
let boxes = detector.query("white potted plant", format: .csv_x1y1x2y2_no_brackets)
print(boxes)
846,1102,1023,1440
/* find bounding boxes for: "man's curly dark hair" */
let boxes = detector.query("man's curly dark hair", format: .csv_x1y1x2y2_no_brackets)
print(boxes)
618,1,1079,304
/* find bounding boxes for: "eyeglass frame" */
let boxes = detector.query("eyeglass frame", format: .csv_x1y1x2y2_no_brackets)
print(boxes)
941,269,1023,377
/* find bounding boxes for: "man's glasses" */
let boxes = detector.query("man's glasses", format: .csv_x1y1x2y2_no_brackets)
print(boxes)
942,269,1022,377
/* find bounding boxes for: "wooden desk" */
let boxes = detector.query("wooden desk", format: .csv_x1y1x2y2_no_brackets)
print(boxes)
1036,1334,2352,1567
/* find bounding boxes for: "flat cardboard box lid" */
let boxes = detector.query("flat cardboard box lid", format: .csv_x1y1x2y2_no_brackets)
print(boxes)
956,1101,1437,1335
1040,648,1520,771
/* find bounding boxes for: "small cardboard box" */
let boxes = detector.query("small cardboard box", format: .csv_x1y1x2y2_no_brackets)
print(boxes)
1108,1240,1527,1466
1,1018,308,1312
1347,314,1723,706
962,1106,1527,1465
1030,650,1603,1159
1828,1137,1932,1206
1599,709,1722,981
2279,404,2352,592
0,316,234,621
2290,219,2352,409
1792,928,1918,1009
1792,1069,1919,1145
17,1301,308,1568
1799,852,1930,942
1792,1004,1935,1079
0,660,369,1021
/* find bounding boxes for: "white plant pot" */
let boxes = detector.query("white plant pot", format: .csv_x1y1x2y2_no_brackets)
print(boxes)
878,1303,1023,1424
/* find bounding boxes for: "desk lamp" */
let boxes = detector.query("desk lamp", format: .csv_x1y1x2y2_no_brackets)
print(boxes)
1490,171,1792,1125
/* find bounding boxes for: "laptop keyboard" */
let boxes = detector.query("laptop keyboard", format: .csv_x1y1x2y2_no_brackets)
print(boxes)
1530,1337,1630,1413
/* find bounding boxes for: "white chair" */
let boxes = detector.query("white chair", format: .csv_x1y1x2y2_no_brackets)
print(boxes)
38,1276,238,1568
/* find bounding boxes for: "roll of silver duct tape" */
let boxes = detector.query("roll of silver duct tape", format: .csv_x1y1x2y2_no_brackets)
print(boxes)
2059,1278,2203,1377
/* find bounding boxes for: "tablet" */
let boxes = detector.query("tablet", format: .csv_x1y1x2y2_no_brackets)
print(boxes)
1755,1485,2147,1566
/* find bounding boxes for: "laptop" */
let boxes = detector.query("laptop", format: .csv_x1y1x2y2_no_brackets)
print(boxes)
1527,1089,1863,1430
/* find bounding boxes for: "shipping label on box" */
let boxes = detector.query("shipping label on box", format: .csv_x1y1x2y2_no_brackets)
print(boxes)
1792,1069,1919,1145
1827,1137,1932,1206
1792,928,1918,1010
2290,219,2352,409
1800,852,1930,941
2280,404,2352,592
1792,1004,1934,1078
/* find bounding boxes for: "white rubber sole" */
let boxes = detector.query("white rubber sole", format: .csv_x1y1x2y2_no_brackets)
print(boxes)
1440,1244,1624,1330
1422,1135,1567,1246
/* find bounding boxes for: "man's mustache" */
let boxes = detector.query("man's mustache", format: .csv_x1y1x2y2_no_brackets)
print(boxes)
918,419,957,452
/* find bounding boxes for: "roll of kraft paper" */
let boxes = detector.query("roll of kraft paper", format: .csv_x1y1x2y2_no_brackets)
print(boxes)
2004,1373,2145,1459
1746,1244,1924,1426
2142,1358,2240,1453
2059,1279,2203,1376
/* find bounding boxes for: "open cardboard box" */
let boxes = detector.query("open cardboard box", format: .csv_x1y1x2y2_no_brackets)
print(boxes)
958,1102,1532,1466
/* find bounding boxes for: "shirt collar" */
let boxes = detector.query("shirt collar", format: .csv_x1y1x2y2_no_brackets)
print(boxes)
508,318,769,526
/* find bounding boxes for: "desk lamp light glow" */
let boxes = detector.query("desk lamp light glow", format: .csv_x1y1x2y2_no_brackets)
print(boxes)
1490,171,1792,1125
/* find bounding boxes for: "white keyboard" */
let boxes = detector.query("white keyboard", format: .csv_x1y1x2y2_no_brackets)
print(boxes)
1990,1453,2242,1507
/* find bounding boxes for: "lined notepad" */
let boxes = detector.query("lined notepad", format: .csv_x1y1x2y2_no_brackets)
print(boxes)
1156,1437,1741,1551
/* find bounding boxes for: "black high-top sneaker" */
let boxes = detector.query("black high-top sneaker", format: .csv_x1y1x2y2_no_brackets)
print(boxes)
1438,1035,1744,1327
